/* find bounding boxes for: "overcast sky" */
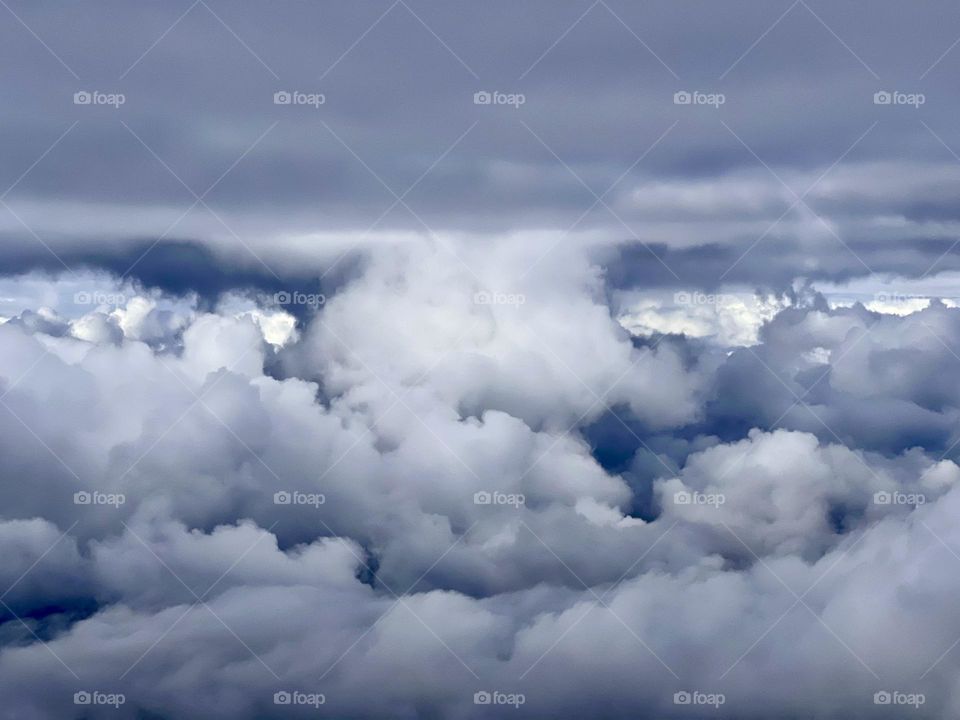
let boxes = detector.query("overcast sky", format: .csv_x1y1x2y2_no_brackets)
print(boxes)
3,2,960,719
3,0,960,287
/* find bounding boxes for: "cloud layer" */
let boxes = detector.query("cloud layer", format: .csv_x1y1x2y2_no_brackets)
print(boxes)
1,237,960,717
4,1,960,717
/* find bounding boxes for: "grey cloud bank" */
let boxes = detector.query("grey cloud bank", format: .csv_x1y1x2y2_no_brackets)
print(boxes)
3,0,960,288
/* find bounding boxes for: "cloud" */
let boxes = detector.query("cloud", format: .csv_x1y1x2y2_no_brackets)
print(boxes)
3,1,960,716
1,241,960,717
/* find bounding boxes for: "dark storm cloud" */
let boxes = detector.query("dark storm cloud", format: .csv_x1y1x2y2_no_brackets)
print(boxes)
0,235,364,315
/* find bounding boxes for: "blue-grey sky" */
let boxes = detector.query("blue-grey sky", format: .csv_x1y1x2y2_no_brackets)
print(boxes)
3,0,960,289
